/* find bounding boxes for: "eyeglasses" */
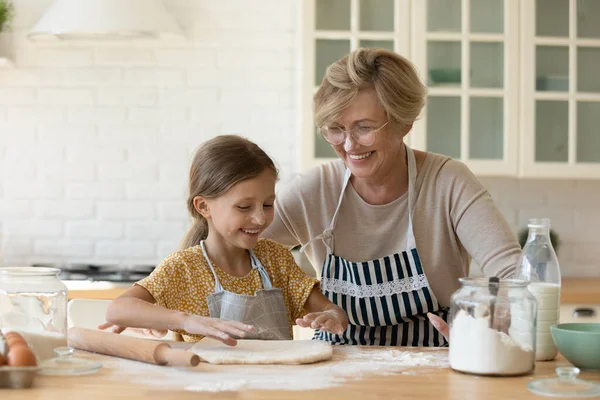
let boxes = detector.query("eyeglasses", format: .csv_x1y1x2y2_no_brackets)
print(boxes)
318,121,389,147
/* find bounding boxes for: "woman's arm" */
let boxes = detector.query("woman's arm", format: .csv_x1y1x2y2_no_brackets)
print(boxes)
455,192,521,278
104,285,255,346
444,161,521,278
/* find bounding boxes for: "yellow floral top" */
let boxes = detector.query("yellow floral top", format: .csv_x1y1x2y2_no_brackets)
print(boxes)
136,239,318,342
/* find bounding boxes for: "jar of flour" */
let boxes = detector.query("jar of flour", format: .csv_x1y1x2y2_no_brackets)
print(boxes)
448,278,537,376
0,267,68,361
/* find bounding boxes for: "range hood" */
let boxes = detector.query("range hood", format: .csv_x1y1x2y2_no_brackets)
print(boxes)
28,0,184,41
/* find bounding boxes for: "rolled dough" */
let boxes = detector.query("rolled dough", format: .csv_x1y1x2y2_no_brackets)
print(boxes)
190,338,333,365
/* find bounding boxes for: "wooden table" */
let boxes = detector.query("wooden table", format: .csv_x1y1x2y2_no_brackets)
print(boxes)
2,347,599,399
561,278,600,304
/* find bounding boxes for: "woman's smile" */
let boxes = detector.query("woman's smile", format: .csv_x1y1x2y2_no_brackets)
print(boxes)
347,151,373,161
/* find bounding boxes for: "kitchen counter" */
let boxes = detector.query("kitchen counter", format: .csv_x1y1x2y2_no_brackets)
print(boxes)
561,278,600,304
2,347,599,399
66,281,132,300
66,278,600,304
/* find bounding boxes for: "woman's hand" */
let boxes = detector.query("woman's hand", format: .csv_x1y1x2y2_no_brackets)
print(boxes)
296,304,348,336
97,322,168,338
427,312,449,342
182,315,255,347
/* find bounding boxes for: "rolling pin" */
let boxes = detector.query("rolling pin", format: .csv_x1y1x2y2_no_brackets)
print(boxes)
68,327,200,367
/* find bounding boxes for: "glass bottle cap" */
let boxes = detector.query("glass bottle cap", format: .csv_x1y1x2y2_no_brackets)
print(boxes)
528,367,600,398
38,347,102,376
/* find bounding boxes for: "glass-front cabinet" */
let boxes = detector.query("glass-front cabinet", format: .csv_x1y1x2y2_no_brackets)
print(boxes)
301,0,600,178
410,0,519,176
520,0,600,177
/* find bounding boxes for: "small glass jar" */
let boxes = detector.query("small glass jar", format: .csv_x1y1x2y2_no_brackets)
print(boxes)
448,278,537,376
0,267,68,362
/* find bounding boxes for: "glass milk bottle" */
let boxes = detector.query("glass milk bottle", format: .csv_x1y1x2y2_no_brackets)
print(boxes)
515,218,561,361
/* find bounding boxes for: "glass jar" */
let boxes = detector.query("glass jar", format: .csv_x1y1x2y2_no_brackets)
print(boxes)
448,278,537,376
0,267,68,362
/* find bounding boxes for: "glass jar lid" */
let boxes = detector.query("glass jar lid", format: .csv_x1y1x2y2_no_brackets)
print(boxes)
38,347,102,376
0,266,61,278
528,367,600,398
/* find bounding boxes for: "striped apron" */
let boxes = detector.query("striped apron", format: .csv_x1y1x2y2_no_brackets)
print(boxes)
310,146,448,346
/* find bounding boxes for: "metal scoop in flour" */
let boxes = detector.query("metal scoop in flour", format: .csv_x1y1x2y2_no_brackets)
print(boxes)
488,277,500,328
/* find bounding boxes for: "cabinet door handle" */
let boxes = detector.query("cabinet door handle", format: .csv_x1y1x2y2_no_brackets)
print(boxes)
573,307,596,318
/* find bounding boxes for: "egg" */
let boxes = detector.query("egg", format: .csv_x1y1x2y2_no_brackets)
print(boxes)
7,345,37,367
6,338,26,349
4,332,26,348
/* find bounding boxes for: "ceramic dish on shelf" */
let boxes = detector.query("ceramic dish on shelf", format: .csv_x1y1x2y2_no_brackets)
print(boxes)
428,68,461,85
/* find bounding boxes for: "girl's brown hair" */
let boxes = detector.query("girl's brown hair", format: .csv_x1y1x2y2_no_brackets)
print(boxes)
180,135,278,249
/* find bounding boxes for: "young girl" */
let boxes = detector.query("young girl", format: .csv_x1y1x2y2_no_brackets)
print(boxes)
100,135,348,345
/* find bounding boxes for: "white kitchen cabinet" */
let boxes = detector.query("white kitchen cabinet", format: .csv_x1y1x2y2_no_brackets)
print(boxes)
410,0,519,176
300,0,600,178
520,0,600,178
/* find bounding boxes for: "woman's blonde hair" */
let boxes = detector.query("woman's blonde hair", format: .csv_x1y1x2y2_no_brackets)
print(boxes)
314,48,427,129
180,135,278,249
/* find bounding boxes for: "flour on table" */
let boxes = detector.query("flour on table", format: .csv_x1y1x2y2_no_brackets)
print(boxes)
100,344,448,392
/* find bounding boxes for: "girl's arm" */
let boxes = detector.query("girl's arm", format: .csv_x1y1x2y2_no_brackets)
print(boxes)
296,286,348,335
103,285,254,346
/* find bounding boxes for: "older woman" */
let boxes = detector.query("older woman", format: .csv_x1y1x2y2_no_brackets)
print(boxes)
262,48,520,346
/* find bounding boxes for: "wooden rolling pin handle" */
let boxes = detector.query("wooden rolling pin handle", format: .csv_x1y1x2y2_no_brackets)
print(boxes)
67,327,200,367
154,344,200,367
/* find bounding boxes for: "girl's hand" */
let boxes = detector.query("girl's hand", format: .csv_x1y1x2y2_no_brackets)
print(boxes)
182,315,255,347
296,305,348,336
97,322,168,338
427,312,449,342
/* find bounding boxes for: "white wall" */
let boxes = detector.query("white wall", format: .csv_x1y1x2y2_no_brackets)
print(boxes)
0,0,597,279
475,178,600,278
0,0,299,267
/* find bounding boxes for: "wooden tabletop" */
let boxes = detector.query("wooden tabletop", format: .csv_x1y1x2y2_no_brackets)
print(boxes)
561,278,600,304
2,347,599,399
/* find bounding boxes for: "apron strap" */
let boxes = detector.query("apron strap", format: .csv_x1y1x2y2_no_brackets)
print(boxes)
200,241,275,292
200,240,224,292
405,145,418,250
248,249,274,290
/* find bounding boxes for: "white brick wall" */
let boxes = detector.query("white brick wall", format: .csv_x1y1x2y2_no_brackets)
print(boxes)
1,0,298,267
0,0,596,279
477,178,600,278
